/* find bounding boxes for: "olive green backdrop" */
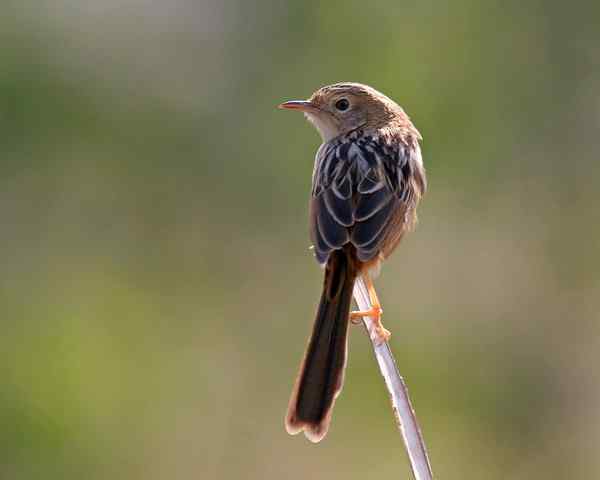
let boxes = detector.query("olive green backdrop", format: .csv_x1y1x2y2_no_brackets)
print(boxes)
2,1,599,479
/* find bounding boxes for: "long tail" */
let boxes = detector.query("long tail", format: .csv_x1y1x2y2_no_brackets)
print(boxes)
285,248,357,443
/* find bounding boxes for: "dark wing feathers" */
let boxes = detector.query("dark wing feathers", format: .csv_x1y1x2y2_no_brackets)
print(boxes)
354,183,390,221
351,196,395,247
323,188,353,227
357,172,385,194
316,200,349,248
310,134,422,264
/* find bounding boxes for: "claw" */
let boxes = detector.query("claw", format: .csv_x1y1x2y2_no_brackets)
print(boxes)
371,324,391,345
350,306,389,344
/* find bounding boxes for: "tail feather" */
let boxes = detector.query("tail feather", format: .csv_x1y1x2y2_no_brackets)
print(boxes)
285,248,357,442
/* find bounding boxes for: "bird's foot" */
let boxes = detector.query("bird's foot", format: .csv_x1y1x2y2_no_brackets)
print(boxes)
350,307,390,345
350,306,381,324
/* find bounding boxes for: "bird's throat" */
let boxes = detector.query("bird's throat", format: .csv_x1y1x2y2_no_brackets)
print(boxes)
304,112,339,143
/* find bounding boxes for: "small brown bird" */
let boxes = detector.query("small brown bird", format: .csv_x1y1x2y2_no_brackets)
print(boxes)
279,83,426,443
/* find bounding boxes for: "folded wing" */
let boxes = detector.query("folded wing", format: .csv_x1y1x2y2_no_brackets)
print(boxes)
310,135,424,264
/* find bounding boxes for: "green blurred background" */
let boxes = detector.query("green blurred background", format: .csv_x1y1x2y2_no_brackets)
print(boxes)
2,1,599,479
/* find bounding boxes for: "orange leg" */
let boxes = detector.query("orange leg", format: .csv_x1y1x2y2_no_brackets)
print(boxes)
350,274,390,345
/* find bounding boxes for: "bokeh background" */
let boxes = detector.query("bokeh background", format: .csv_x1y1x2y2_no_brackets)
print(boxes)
2,1,599,479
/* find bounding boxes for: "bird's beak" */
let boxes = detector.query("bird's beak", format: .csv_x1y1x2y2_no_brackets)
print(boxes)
278,100,317,112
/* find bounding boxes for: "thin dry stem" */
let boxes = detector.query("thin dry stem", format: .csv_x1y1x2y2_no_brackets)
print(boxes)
353,277,434,480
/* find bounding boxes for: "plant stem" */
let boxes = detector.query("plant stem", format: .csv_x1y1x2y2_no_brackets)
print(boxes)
353,277,434,480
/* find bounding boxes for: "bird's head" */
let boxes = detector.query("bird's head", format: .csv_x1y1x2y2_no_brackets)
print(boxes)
279,82,410,142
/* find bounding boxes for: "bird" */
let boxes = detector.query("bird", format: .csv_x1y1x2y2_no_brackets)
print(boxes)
278,83,426,443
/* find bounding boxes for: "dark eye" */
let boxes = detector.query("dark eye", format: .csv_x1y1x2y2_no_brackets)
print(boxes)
335,98,350,111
